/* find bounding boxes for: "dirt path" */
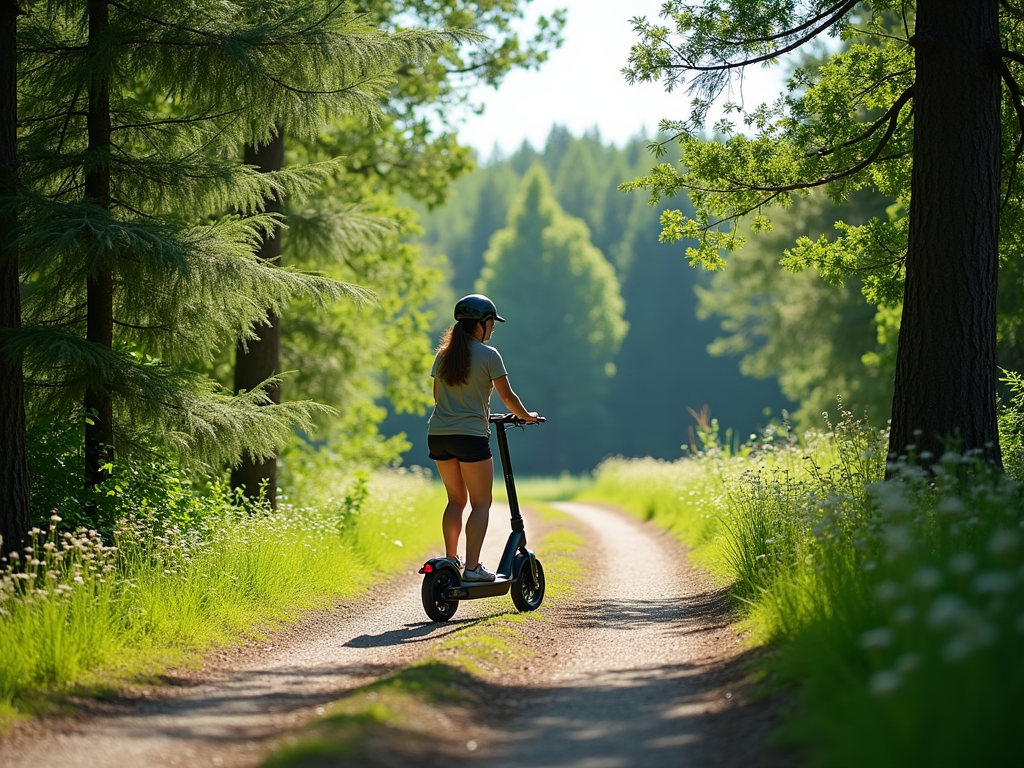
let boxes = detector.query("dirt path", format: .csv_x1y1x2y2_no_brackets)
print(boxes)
484,502,782,768
0,502,784,768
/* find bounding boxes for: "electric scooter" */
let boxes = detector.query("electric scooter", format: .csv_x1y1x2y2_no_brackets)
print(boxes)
419,413,546,622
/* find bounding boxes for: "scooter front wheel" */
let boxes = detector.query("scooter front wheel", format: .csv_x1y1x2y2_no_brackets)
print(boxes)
511,558,545,612
421,568,459,622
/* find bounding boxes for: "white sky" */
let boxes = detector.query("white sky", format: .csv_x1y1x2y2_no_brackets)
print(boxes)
454,0,791,156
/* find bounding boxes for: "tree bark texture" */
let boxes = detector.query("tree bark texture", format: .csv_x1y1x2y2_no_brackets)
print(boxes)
231,132,284,508
84,0,113,488
0,0,31,560
891,0,1002,465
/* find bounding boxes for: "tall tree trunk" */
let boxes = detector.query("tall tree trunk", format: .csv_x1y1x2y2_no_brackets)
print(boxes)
84,0,113,488
231,131,284,508
890,0,1002,465
0,0,31,561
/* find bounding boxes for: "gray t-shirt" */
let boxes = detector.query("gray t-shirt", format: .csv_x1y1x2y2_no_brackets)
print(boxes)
428,340,507,437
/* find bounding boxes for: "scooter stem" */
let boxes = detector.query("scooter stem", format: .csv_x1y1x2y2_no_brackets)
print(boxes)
494,421,525,533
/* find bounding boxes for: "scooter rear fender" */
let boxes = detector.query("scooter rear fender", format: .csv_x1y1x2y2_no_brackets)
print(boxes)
418,558,461,578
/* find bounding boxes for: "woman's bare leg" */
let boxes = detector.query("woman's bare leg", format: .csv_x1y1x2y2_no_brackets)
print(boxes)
460,458,494,570
434,459,467,559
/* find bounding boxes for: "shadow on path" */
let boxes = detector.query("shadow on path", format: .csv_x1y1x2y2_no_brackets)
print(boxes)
344,615,490,648
555,584,734,635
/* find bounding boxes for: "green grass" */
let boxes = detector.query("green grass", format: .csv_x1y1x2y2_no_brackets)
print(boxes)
261,510,585,767
502,474,594,502
583,412,1024,767
0,468,446,724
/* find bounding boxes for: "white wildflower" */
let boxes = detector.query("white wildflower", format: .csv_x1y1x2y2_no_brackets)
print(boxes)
913,568,942,591
860,627,895,649
988,530,1019,557
949,553,976,574
876,581,901,603
883,526,913,558
973,572,1014,595
896,653,919,673
869,669,902,696
928,595,966,629
894,605,917,624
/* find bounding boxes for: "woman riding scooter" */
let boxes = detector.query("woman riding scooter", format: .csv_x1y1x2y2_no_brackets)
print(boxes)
427,294,539,582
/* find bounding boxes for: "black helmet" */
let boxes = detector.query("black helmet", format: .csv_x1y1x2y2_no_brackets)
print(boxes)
454,294,505,323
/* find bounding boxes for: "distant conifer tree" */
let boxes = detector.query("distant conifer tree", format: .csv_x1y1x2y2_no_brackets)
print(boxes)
478,166,627,473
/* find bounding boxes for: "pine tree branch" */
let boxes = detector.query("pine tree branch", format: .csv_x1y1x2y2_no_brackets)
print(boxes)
108,0,221,42
844,26,909,44
263,71,383,96
36,301,88,326
695,189,786,234
110,109,243,132
179,113,244,163
711,1,855,47
20,111,88,125
113,319,170,331
110,197,160,220
20,45,88,55
445,62,490,75
56,82,85,155
850,68,915,107
111,2,368,49
1002,47,1024,66
52,182,85,200
724,105,912,194
666,0,859,72
675,149,912,216
300,0,358,36
807,85,914,160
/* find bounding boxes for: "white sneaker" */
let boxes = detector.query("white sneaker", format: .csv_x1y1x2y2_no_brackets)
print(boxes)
443,555,464,571
462,563,495,582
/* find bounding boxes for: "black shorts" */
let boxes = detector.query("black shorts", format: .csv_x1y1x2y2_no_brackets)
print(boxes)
427,434,492,463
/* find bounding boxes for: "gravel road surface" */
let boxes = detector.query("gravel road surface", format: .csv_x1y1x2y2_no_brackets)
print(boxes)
486,502,780,768
0,502,783,768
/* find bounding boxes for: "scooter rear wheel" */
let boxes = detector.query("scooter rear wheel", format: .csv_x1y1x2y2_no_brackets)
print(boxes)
511,558,545,612
421,568,459,622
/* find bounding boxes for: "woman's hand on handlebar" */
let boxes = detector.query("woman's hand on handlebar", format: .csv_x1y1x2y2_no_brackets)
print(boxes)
522,411,540,424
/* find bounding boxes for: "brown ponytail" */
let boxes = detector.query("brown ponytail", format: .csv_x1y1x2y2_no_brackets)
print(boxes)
436,319,479,386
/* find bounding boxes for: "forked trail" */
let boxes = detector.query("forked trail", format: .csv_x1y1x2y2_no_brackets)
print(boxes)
0,502,779,768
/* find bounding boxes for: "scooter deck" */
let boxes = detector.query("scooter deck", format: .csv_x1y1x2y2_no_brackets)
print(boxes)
445,575,514,600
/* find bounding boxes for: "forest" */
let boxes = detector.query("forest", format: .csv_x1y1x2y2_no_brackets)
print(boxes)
391,127,795,474
4,2,1024,767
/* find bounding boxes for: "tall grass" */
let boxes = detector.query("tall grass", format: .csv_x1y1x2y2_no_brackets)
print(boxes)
501,474,593,502
0,466,444,720
587,409,1024,767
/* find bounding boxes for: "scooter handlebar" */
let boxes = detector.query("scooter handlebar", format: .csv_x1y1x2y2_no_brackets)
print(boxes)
489,413,545,425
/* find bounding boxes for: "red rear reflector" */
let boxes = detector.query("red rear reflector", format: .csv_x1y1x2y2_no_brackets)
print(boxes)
419,563,433,574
